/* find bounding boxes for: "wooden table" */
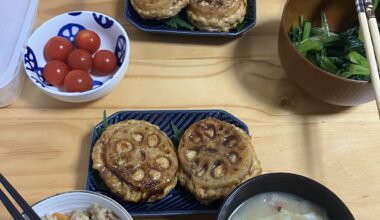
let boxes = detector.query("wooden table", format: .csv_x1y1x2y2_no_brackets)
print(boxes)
1,0,379,219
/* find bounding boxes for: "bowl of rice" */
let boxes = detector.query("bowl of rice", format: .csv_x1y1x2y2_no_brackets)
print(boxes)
28,191,133,220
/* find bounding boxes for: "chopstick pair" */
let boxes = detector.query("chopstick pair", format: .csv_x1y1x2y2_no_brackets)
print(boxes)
0,173,41,220
356,0,380,118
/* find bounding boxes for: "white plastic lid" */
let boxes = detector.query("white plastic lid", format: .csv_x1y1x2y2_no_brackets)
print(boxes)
0,0,39,89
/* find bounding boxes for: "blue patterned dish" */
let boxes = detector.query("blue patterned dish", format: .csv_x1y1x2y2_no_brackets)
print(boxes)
23,11,130,103
86,109,250,217
124,0,256,37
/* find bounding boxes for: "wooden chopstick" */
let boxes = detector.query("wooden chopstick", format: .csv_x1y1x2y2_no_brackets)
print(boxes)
364,1,380,80
356,0,380,118
0,173,41,220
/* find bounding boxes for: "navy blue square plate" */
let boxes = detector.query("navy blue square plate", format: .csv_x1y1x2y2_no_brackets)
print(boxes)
123,0,256,37
86,109,249,217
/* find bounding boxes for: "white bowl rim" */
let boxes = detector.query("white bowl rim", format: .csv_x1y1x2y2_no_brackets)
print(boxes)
24,10,131,97
31,190,133,219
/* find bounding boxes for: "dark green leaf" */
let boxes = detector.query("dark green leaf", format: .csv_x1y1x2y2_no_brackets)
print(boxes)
99,110,109,135
295,38,324,54
236,20,249,32
164,15,195,31
316,54,338,73
291,23,303,43
329,57,345,66
171,122,184,147
92,171,109,191
349,75,371,81
375,0,379,10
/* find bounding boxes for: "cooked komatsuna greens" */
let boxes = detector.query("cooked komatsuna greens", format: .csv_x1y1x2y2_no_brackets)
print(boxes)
288,2,380,82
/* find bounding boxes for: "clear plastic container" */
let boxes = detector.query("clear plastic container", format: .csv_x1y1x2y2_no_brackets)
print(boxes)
0,0,39,107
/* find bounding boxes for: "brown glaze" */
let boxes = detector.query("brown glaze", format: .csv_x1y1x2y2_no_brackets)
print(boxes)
278,0,376,106
92,120,178,203
177,118,262,203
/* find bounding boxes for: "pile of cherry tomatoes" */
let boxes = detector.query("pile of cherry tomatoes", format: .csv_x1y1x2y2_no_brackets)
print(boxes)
43,30,117,92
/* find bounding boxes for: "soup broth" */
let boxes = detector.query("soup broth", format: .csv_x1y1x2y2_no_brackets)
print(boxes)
228,192,330,220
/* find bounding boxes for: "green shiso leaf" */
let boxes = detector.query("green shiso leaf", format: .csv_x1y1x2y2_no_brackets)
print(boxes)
99,110,109,135
164,15,195,31
171,122,184,147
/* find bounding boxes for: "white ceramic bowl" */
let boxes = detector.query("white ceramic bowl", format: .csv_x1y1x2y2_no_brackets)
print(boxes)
23,11,130,103
30,191,133,220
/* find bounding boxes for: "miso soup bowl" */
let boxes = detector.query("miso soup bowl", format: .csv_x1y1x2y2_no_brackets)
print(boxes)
278,0,375,106
217,173,354,220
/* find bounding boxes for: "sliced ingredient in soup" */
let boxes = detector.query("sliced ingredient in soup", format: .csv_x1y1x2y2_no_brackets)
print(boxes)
229,192,330,220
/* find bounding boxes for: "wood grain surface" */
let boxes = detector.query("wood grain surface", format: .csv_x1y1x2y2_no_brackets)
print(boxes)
1,0,379,219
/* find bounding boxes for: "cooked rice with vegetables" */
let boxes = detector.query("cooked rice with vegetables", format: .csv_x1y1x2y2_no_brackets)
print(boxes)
42,204,120,220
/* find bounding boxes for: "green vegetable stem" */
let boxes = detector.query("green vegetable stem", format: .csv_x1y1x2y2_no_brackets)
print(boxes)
288,10,370,81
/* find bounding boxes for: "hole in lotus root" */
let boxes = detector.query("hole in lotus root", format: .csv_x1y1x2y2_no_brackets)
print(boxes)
196,163,208,177
212,161,226,179
186,150,198,161
132,169,145,181
132,133,143,143
117,159,127,166
223,135,239,148
140,150,146,161
156,157,170,170
228,153,238,164
149,170,161,181
147,134,160,147
116,141,134,153
203,124,216,139
189,132,202,144
191,159,200,169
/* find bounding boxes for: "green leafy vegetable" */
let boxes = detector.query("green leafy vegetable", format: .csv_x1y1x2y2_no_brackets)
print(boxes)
289,11,370,81
93,171,109,191
294,38,323,54
171,122,184,147
99,110,109,135
347,51,369,68
291,23,303,42
302,22,311,40
321,11,330,37
164,15,195,31
317,54,338,73
236,20,249,32
340,26,366,56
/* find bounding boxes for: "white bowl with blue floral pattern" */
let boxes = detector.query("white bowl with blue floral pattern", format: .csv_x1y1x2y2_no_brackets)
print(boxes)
23,11,130,103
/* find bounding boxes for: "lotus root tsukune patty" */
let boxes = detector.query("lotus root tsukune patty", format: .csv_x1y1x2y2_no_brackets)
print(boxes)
177,118,262,204
92,120,178,202
130,0,189,20
186,0,247,32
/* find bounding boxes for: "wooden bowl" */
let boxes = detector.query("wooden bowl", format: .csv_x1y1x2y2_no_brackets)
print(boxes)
278,0,375,106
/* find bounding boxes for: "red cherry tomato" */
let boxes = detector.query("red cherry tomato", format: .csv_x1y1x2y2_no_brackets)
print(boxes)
93,50,117,75
64,70,93,92
66,49,93,72
74,30,101,54
43,60,70,87
44,36,73,61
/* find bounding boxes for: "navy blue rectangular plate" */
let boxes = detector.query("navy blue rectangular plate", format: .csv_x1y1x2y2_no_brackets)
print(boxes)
86,109,249,217
124,0,256,37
